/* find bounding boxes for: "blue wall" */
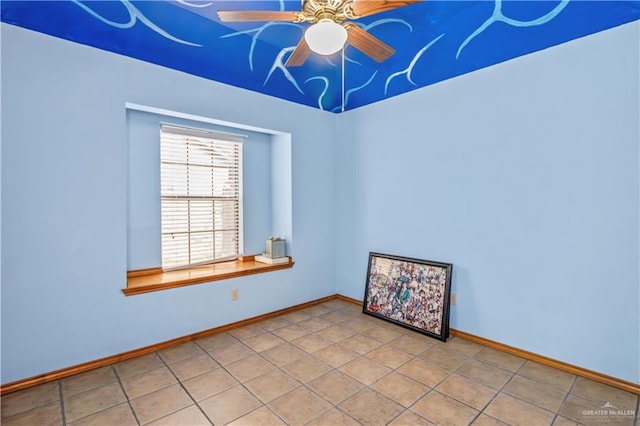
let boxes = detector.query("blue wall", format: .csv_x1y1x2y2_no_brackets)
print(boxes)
335,22,639,383
1,24,337,384
1,21,639,385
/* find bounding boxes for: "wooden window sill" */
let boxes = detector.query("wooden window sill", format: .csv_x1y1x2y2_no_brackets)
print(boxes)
123,256,294,296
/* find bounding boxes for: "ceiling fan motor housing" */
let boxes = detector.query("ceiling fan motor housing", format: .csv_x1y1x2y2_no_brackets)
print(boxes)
303,0,356,24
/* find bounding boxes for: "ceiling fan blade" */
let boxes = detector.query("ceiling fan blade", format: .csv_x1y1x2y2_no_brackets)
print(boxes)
346,25,395,62
350,0,421,18
285,38,312,67
217,10,300,22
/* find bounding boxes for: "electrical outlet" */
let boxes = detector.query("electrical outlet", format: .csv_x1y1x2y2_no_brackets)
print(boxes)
450,293,457,305
231,288,239,301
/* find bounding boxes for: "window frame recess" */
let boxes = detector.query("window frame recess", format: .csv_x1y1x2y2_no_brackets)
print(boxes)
124,105,294,296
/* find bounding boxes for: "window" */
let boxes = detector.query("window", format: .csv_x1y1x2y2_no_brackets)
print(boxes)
125,105,294,295
160,125,243,270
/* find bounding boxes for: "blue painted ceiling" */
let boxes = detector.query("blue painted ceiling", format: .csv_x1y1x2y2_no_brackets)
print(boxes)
2,1,638,112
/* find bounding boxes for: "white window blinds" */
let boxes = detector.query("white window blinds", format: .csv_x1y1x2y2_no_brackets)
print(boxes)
160,125,243,270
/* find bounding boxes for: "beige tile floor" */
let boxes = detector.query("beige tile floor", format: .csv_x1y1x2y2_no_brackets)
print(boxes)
2,299,638,425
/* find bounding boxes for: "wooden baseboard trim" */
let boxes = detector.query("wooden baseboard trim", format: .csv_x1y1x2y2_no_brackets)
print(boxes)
3,293,638,396
335,294,364,306
450,329,640,395
0,294,336,395
327,295,640,395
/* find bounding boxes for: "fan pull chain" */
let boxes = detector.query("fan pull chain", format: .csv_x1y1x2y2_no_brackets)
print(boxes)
341,45,345,112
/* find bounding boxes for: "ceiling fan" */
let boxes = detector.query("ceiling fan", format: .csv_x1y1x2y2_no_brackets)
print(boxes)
217,0,420,67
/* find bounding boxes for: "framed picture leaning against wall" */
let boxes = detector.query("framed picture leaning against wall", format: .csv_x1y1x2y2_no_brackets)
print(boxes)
363,252,453,341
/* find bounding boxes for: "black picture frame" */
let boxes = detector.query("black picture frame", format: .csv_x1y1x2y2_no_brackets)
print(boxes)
363,252,453,342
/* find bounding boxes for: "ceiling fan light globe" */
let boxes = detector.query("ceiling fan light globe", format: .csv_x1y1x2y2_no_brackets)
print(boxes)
304,19,347,56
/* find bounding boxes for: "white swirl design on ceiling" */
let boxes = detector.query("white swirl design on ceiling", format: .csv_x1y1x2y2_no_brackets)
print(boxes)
385,34,445,95
306,76,330,111
72,0,201,46
457,0,570,59
332,71,378,112
44,0,633,112
264,46,305,94
221,23,304,71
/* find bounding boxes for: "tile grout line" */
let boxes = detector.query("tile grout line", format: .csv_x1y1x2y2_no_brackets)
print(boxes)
401,341,534,425
496,375,567,418
200,334,297,426
112,364,142,426
555,370,640,425
464,361,521,426
60,367,134,425
480,357,586,424
257,303,375,424
553,374,580,425
512,358,578,396
299,338,376,424
229,307,332,424
156,348,215,425
399,366,458,423
187,309,590,426
323,305,383,424
388,345,458,424
10,301,634,426
199,322,305,425
306,309,447,425
335,316,449,424
364,336,434,417
262,307,352,425
369,341,434,419
57,380,68,426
